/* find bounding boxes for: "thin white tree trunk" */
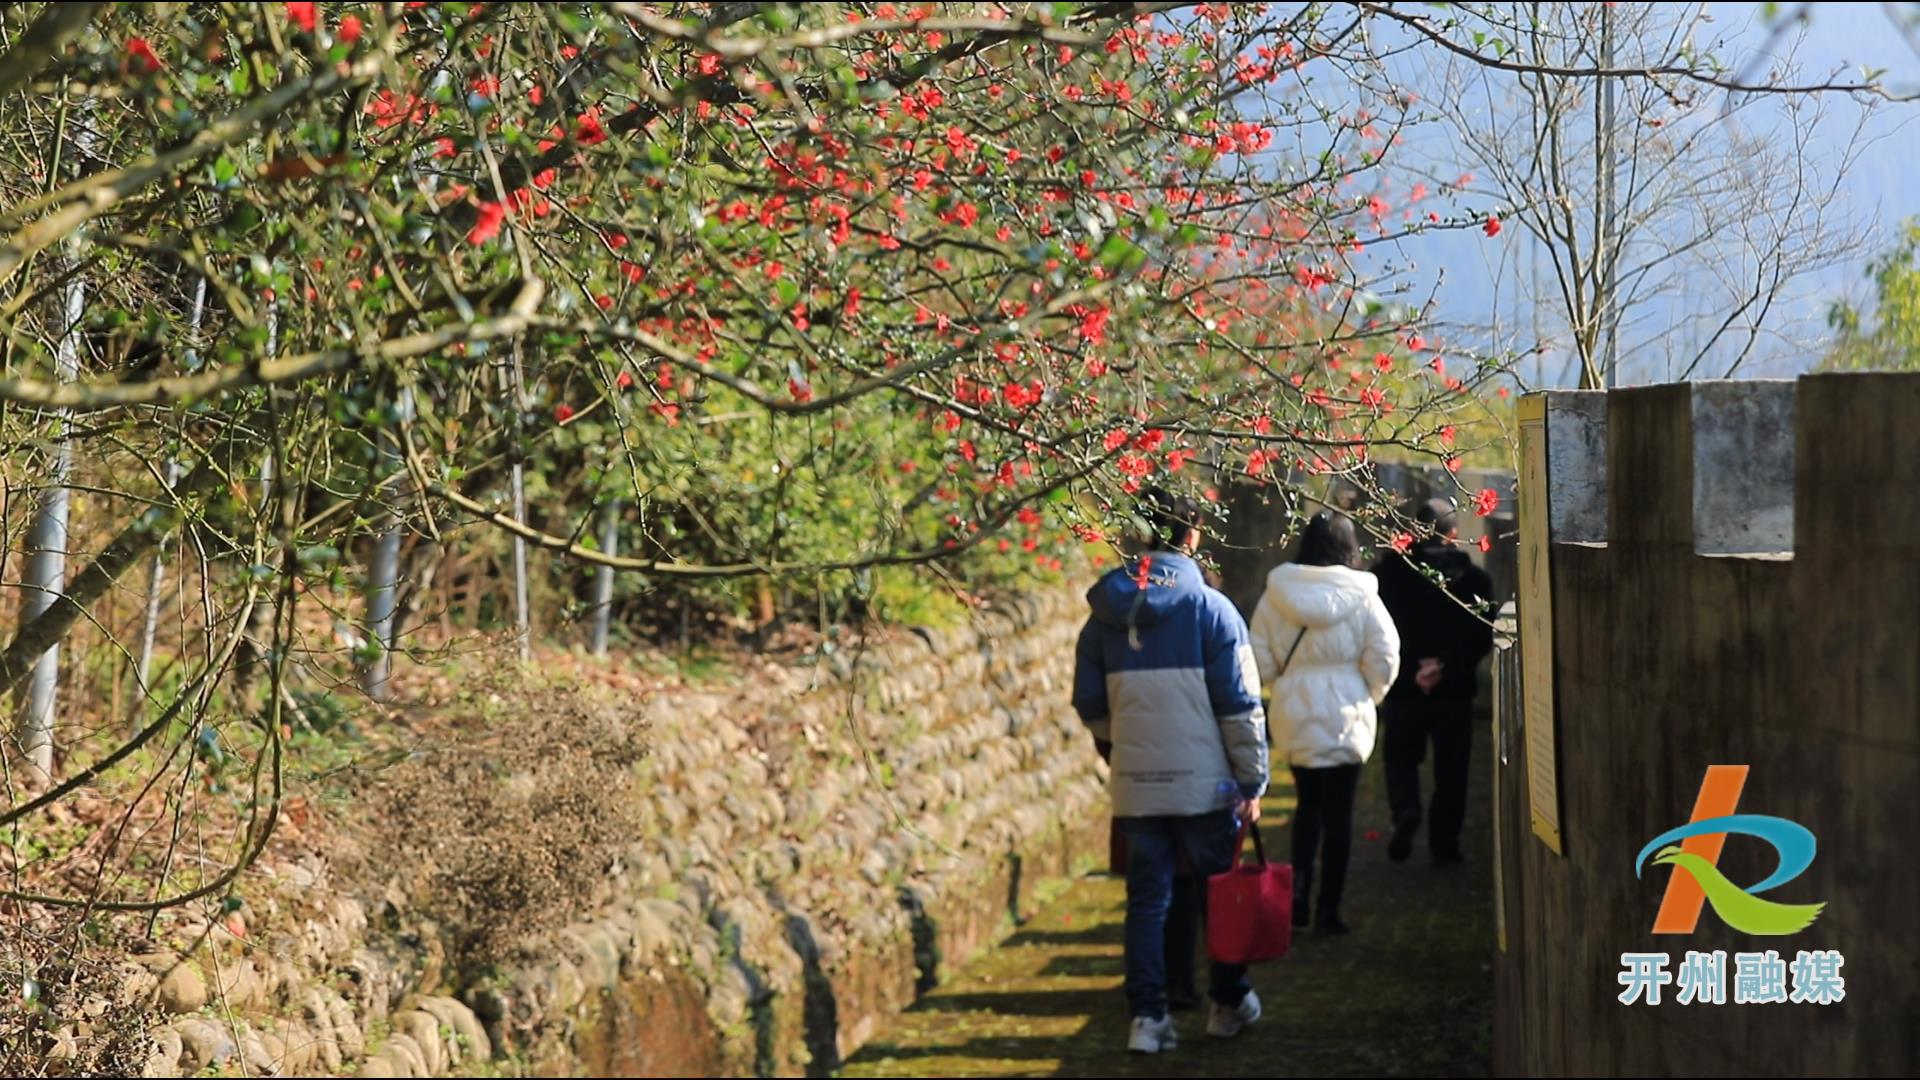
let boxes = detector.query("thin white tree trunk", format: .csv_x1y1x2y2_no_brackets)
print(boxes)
507,342,530,663
133,464,180,693
19,252,86,780
19,109,93,780
511,463,530,662
132,279,204,729
239,309,277,692
363,388,412,700
589,498,619,656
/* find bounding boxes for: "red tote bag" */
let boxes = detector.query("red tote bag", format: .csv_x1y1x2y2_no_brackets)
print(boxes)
1207,819,1293,964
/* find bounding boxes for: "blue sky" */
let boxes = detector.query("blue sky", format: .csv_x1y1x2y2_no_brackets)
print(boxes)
1353,2,1918,386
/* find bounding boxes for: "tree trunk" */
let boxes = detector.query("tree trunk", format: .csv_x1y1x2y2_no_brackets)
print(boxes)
133,278,204,731
511,462,531,662
362,388,411,700
0,435,255,704
589,498,618,657
16,212,88,779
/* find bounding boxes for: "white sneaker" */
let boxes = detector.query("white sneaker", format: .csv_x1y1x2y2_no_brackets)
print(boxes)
1128,1014,1178,1054
1207,990,1262,1039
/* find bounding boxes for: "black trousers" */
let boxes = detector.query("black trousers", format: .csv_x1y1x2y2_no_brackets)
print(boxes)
1165,873,1200,1001
1383,696,1475,858
1290,763,1361,922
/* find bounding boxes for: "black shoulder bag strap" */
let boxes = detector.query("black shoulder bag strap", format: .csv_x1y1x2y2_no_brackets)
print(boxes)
1279,625,1308,677
1263,625,1309,745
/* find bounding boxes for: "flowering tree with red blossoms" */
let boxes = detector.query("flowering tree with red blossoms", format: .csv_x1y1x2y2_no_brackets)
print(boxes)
0,2,1891,922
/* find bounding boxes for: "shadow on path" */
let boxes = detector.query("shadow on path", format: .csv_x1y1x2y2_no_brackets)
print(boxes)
843,738,1495,1078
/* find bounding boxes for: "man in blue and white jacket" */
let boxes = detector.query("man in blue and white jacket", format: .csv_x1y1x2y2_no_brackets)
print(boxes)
1073,488,1269,1054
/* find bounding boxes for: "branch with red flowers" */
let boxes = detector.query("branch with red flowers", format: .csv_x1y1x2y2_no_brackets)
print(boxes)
488,1,1174,198
607,4,1110,57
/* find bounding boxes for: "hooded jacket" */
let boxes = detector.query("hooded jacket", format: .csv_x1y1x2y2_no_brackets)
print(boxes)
1248,563,1401,768
1371,541,1495,702
1071,551,1269,818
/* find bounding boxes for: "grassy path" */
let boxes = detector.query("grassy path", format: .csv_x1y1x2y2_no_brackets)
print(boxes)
844,735,1495,1077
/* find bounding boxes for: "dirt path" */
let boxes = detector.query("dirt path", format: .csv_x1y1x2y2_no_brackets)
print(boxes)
843,732,1495,1078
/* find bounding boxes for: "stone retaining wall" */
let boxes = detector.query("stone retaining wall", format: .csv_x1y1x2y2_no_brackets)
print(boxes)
125,589,1107,1077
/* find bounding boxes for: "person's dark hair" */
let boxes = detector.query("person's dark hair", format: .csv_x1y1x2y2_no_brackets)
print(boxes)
1415,497,1458,540
1137,486,1204,551
1295,511,1361,568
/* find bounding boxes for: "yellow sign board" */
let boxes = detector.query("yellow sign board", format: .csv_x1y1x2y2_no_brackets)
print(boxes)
1517,395,1563,855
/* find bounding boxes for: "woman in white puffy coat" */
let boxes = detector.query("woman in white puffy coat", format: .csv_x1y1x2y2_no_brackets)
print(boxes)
1249,512,1400,935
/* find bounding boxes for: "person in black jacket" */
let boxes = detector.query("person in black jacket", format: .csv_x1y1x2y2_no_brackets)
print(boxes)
1371,498,1495,866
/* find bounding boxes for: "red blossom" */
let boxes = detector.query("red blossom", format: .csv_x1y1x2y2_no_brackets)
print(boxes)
553,403,575,423
788,377,814,403
466,202,506,245
125,38,162,74
367,90,430,128
285,2,316,33
1392,532,1414,553
575,110,608,145
1075,305,1112,345
339,15,363,43
615,371,634,390
1474,488,1500,517
1478,535,1493,553
1483,215,1502,238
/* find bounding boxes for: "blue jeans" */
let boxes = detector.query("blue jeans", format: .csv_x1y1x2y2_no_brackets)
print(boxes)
1119,810,1253,1019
